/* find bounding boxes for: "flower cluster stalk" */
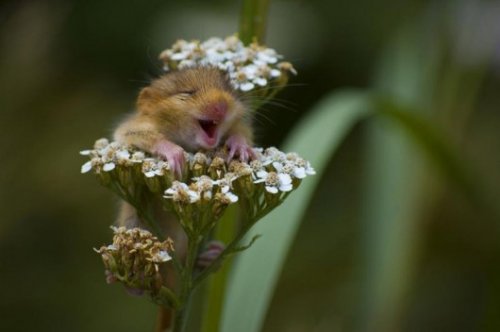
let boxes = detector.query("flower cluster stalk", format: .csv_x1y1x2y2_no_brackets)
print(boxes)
239,0,270,45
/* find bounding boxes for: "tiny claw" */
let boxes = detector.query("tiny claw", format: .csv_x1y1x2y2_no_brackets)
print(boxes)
197,241,225,269
225,135,255,163
153,140,185,179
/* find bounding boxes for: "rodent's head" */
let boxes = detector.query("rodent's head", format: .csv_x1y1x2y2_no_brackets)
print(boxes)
137,67,245,151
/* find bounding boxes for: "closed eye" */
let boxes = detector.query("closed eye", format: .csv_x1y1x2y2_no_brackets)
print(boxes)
177,89,197,96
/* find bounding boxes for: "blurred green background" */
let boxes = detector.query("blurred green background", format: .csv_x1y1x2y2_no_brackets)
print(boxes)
1,0,500,331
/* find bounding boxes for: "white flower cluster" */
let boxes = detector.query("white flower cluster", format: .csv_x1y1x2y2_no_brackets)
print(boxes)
80,139,315,207
158,35,297,92
80,138,171,177
251,147,315,194
164,176,238,205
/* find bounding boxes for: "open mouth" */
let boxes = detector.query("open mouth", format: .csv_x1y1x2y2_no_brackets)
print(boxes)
198,119,219,144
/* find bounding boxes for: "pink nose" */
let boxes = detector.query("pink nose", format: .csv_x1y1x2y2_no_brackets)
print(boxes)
205,101,228,120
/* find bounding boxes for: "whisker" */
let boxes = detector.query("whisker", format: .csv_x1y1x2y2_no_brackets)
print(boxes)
240,97,299,113
240,95,298,106
128,77,153,85
253,110,276,126
250,82,308,92
145,43,165,75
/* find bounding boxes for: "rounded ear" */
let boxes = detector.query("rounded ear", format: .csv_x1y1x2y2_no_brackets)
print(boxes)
136,87,158,114
138,86,154,102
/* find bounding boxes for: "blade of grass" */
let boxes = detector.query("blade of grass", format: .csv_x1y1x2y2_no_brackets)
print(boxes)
221,90,373,332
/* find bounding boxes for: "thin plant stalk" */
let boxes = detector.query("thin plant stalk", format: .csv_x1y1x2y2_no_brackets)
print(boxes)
173,229,203,332
239,0,270,45
200,205,238,332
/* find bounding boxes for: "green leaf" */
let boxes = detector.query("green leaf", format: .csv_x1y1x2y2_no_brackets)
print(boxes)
221,90,372,332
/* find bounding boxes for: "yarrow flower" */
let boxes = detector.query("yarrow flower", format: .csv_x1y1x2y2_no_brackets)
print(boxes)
158,35,297,95
81,138,314,231
94,226,174,294
254,171,293,194
164,181,200,203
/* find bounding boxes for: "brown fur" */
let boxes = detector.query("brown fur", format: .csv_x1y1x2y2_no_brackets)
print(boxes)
114,67,253,151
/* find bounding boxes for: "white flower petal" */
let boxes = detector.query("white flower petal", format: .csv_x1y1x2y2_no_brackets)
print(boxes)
94,138,109,150
272,161,283,172
144,171,156,178
103,162,116,172
164,188,175,195
305,164,316,175
257,51,278,64
270,69,281,77
171,51,189,60
293,167,307,179
131,151,145,162
265,186,279,194
278,173,292,185
224,192,239,203
256,170,268,179
156,250,172,262
188,191,200,203
240,82,255,91
116,150,130,160
254,77,267,86
279,183,293,192
81,161,92,174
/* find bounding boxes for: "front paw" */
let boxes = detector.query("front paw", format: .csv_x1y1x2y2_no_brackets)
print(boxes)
226,135,255,162
153,140,185,179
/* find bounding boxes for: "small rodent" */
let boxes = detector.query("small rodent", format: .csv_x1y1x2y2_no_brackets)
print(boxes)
113,68,254,324
114,66,255,178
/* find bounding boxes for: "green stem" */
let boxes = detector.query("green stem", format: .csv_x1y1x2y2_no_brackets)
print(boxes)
169,249,184,276
200,205,239,332
239,0,271,44
158,286,181,310
172,234,202,332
